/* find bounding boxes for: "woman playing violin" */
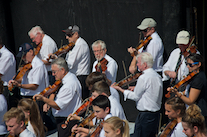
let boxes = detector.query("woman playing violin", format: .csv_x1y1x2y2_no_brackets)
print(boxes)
168,53,207,126
162,97,187,137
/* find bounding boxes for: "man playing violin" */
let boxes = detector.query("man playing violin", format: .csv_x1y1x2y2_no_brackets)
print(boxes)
162,30,198,84
92,40,118,84
128,18,164,75
28,26,58,85
112,52,163,137
33,57,82,137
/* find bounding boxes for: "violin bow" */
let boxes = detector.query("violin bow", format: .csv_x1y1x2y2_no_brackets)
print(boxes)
122,61,129,88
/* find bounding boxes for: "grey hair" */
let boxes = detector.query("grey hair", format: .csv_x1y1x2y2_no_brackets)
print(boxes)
28,26,44,36
137,52,153,68
91,40,106,49
51,57,69,72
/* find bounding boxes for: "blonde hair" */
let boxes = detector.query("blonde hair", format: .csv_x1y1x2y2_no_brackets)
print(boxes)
104,116,130,137
182,104,206,135
3,107,25,124
18,98,45,137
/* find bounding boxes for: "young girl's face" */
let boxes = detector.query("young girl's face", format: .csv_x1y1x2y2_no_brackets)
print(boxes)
93,105,108,119
165,103,179,119
182,122,194,137
103,123,119,137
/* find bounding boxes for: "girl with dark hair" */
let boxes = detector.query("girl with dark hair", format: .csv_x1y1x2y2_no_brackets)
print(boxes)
168,53,207,126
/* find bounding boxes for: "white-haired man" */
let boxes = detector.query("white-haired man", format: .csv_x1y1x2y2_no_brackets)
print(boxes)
112,52,163,137
28,26,58,84
92,40,118,84
128,18,164,76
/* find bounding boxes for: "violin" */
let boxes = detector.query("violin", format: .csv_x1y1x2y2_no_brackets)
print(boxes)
33,80,62,101
70,112,95,137
8,43,42,91
158,119,177,137
90,120,104,137
131,36,152,57
61,97,94,129
115,72,143,87
165,71,198,98
182,36,197,57
47,42,75,61
95,58,108,73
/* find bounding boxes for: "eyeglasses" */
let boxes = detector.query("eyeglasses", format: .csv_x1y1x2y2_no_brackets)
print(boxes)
185,62,199,67
51,69,61,74
142,29,148,32
93,49,103,53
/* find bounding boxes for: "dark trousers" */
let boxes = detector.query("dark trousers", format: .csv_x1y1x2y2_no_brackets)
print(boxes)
132,111,160,137
77,75,90,100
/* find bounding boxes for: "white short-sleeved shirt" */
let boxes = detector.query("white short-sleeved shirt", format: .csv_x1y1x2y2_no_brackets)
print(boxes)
65,37,90,76
124,68,163,112
52,72,82,117
168,122,187,137
110,87,120,102
0,45,16,86
108,95,126,120
0,94,7,135
138,32,164,72
37,34,58,71
21,56,49,96
93,114,112,137
19,128,36,137
92,54,118,83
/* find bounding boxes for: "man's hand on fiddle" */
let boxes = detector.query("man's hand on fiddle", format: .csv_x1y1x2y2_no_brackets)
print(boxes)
111,82,125,93
128,86,135,91
33,94,44,101
8,80,21,87
48,53,57,59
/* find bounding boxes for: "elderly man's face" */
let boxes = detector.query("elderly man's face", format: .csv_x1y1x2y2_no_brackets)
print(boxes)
92,45,107,61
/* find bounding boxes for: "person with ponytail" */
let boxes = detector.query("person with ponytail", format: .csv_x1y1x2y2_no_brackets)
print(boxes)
164,97,187,137
103,116,129,137
17,98,45,137
182,104,207,137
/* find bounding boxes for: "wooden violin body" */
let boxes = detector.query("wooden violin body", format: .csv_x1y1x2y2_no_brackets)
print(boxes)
47,42,75,61
34,80,62,100
131,36,152,57
90,120,104,137
116,72,142,87
95,58,108,73
182,36,197,57
165,71,198,98
70,112,95,137
8,43,42,91
61,97,94,128
158,119,177,137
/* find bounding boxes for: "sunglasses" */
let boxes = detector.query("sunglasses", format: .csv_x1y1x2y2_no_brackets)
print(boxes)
65,32,75,37
185,62,199,67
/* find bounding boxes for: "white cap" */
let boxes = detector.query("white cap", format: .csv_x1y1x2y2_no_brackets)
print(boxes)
137,18,157,30
176,30,190,45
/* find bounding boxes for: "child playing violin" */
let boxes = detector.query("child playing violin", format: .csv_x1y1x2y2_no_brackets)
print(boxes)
161,97,187,137
103,116,130,137
72,95,112,137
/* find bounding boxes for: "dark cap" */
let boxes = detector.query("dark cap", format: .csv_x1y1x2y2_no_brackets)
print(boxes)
17,43,33,57
62,25,79,35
